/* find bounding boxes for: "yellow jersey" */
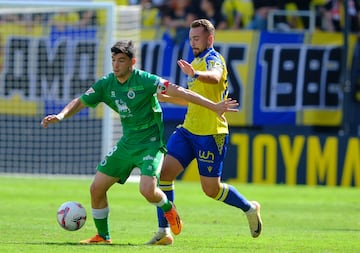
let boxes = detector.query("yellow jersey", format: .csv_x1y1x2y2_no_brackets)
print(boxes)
183,47,229,135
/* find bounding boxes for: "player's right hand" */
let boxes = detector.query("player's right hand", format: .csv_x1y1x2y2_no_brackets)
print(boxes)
215,98,239,121
177,59,194,77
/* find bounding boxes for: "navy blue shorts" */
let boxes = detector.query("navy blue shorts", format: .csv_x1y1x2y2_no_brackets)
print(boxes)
166,127,228,177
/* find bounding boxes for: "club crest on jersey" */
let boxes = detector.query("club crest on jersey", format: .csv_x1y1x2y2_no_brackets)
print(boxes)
127,89,135,99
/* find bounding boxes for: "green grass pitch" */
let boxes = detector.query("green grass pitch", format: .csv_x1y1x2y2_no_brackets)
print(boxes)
0,175,359,253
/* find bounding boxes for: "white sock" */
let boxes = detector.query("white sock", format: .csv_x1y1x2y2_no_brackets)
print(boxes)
245,203,256,214
92,206,109,219
153,195,167,207
158,227,171,234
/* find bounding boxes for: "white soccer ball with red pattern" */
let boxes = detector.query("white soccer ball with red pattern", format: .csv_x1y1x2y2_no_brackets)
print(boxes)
57,201,87,231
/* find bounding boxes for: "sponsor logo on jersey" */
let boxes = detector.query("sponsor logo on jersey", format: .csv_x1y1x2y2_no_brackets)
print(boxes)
85,87,95,95
115,99,132,118
198,150,215,163
143,155,155,161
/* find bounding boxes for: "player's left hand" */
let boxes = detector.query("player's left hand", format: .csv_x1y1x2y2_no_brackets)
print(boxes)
41,114,62,128
216,98,239,121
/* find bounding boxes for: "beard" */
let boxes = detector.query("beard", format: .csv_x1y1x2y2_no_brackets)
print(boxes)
192,49,200,57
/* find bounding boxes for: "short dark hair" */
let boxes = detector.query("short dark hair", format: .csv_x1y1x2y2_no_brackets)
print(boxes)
190,19,215,36
111,40,135,59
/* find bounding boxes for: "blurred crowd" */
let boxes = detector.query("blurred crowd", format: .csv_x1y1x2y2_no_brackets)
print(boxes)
0,10,98,31
1,0,359,45
136,0,360,44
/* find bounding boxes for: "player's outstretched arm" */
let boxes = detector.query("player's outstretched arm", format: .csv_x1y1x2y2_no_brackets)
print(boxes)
41,97,86,128
157,93,188,106
164,82,238,120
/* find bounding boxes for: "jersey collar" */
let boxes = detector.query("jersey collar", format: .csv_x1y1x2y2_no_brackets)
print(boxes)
116,69,135,85
197,47,213,59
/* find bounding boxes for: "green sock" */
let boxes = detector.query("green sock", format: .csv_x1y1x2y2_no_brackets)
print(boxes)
160,199,172,213
93,218,110,240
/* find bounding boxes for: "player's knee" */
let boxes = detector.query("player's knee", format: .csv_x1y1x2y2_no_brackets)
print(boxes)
89,184,108,208
89,183,96,196
160,157,183,180
139,187,148,199
139,185,155,201
160,167,182,181
202,187,219,199
201,180,221,198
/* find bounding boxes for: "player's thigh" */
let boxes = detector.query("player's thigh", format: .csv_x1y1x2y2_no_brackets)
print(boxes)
97,143,135,184
91,171,119,194
166,127,195,171
136,147,164,179
160,154,184,181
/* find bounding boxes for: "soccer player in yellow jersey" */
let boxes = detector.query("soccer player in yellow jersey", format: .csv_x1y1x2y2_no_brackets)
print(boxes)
148,19,263,245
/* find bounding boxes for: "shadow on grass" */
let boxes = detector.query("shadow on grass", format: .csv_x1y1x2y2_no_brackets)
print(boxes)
320,228,360,232
6,242,145,247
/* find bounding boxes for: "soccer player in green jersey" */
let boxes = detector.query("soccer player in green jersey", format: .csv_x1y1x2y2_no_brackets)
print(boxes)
41,40,238,244
148,19,263,245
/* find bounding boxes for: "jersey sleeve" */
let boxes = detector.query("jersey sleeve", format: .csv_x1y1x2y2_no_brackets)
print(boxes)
205,53,224,74
80,77,105,108
136,69,165,94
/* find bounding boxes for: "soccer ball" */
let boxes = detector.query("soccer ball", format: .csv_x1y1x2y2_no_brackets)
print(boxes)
56,201,87,231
